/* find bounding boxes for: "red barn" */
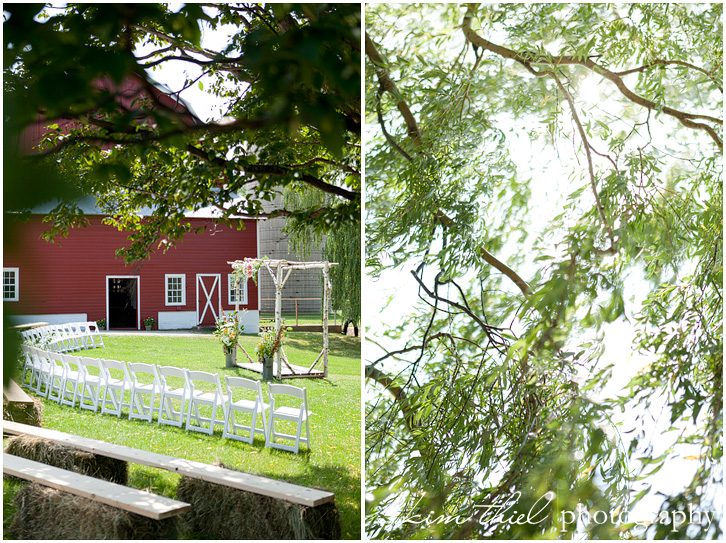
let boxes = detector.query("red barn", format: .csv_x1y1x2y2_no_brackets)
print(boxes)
4,210,260,333
4,74,261,332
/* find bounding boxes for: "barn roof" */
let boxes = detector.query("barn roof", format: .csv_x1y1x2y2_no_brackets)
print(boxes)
25,195,262,221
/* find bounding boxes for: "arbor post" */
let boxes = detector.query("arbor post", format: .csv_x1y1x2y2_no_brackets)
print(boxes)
275,264,283,380
323,261,330,378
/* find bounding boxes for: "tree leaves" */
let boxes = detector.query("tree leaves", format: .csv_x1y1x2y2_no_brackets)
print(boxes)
4,3,361,262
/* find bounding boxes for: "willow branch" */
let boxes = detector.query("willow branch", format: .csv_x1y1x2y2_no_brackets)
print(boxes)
614,59,723,92
435,210,532,296
365,32,422,146
546,68,616,248
462,4,722,149
366,365,415,432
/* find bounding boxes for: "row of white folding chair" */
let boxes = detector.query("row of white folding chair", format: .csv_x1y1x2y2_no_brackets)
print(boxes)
92,362,311,453
164,371,313,453
59,321,104,351
178,372,312,453
18,346,311,453
18,349,222,429
21,322,104,353
20,346,127,413
20,345,81,406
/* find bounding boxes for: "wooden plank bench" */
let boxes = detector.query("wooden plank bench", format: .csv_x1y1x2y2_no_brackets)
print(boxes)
3,379,34,406
3,453,191,520
11,322,49,331
3,421,335,507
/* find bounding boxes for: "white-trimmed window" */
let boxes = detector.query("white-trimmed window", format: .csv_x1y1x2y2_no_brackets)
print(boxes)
228,274,248,305
165,274,186,306
3,268,19,302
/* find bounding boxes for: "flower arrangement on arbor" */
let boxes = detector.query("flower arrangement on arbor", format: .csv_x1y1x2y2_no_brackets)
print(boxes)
231,256,267,287
214,311,244,352
255,325,291,360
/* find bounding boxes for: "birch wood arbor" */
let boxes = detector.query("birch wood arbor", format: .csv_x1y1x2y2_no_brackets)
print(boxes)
229,259,338,379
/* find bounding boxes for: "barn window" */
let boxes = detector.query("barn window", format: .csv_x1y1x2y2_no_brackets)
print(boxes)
228,274,248,305
165,274,186,306
3,268,19,302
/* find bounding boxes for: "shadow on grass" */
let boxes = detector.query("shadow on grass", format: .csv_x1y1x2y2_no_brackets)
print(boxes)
239,332,360,358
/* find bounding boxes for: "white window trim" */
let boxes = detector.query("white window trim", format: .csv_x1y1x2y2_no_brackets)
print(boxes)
3,268,19,302
165,274,186,306
228,274,248,306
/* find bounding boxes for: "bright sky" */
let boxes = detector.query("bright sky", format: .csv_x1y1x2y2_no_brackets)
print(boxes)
136,10,238,123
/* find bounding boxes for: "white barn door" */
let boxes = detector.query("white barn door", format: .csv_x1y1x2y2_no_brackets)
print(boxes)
196,274,221,326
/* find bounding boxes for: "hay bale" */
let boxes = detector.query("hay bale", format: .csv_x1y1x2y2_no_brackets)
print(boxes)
8,483,178,540
3,396,42,427
4,435,127,484
176,474,341,540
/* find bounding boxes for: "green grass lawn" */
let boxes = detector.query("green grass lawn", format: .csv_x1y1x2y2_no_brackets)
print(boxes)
4,332,361,539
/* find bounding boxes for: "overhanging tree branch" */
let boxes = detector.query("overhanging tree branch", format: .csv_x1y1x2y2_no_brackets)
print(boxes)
435,210,532,296
365,32,422,146
462,4,723,150
184,144,359,202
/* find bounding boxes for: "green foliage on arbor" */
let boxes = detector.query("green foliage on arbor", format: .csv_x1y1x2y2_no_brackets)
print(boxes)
365,3,721,539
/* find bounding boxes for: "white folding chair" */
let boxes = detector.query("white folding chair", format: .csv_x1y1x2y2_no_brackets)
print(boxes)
157,365,189,428
87,321,105,348
58,353,83,407
64,323,83,352
99,358,132,417
44,350,66,402
34,326,49,344
35,328,47,344
73,322,90,350
185,370,226,435
266,383,312,454
78,356,104,411
128,362,160,423
27,346,53,398
222,376,269,444
19,344,34,388
51,325,71,353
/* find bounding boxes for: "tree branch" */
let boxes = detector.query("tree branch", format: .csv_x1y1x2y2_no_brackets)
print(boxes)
287,157,360,177
184,144,359,201
546,68,616,248
614,59,723,93
462,4,723,149
365,32,422,146
245,165,359,201
435,210,532,296
366,364,415,432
